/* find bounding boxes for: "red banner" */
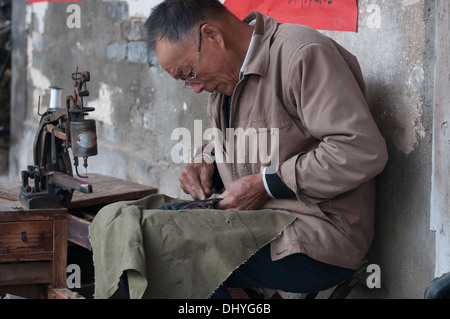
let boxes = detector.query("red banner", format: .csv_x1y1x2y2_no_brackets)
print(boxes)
29,0,81,3
223,0,358,32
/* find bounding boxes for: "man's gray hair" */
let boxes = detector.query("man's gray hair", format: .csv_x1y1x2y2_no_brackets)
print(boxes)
144,0,228,53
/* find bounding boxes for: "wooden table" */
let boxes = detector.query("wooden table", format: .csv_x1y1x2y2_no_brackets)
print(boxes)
67,174,158,250
0,174,157,297
0,173,158,208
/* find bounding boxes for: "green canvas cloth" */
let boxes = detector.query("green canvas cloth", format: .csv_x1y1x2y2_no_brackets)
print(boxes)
89,194,295,299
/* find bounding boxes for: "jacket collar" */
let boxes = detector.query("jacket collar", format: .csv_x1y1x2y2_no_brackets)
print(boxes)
241,12,278,78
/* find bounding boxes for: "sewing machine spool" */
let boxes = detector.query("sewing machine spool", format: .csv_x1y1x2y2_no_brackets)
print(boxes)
49,86,63,111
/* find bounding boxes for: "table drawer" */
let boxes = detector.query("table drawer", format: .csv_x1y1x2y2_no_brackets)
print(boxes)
0,221,53,254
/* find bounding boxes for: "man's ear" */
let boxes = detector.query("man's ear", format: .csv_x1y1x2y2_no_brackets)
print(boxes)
201,23,225,49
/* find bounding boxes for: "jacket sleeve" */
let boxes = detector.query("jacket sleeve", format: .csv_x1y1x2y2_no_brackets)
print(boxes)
277,42,388,200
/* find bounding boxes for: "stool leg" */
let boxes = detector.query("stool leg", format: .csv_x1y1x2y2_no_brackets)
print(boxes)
328,277,358,299
298,292,318,299
328,261,369,299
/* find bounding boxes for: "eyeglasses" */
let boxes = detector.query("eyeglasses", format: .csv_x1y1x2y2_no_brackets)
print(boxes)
184,24,205,88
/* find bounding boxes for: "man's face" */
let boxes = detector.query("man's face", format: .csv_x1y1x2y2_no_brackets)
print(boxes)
155,36,239,96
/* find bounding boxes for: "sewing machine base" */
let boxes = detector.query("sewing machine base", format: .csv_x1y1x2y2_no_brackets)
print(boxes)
20,191,72,210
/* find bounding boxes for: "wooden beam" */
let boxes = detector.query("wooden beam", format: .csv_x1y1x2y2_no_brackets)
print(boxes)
0,262,52,286
68,214,92,250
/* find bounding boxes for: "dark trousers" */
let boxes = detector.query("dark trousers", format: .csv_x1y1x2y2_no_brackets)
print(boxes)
210,244,355,299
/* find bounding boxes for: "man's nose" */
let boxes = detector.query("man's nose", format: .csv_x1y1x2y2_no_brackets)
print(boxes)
191,82,205,94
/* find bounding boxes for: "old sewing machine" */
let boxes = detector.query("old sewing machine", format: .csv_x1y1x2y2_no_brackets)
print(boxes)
0,69,159,296
19,69,97,209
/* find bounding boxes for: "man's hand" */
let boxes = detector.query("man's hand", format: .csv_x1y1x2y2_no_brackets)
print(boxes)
216,174,271,211
179,160,216,200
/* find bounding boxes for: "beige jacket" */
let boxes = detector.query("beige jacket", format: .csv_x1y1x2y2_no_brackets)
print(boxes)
207,12,388,269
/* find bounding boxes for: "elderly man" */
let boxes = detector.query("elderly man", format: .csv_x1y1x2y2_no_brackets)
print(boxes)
144,0,388,298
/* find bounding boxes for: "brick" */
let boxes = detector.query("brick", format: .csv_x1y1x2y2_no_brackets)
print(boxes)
127,41,148,64
106,42,127,61
122,19,145,41
106,1,129,20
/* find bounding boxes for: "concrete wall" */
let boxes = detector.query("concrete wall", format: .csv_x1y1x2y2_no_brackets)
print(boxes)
323,0,436,299
431,0,450,280
9,0,448,298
